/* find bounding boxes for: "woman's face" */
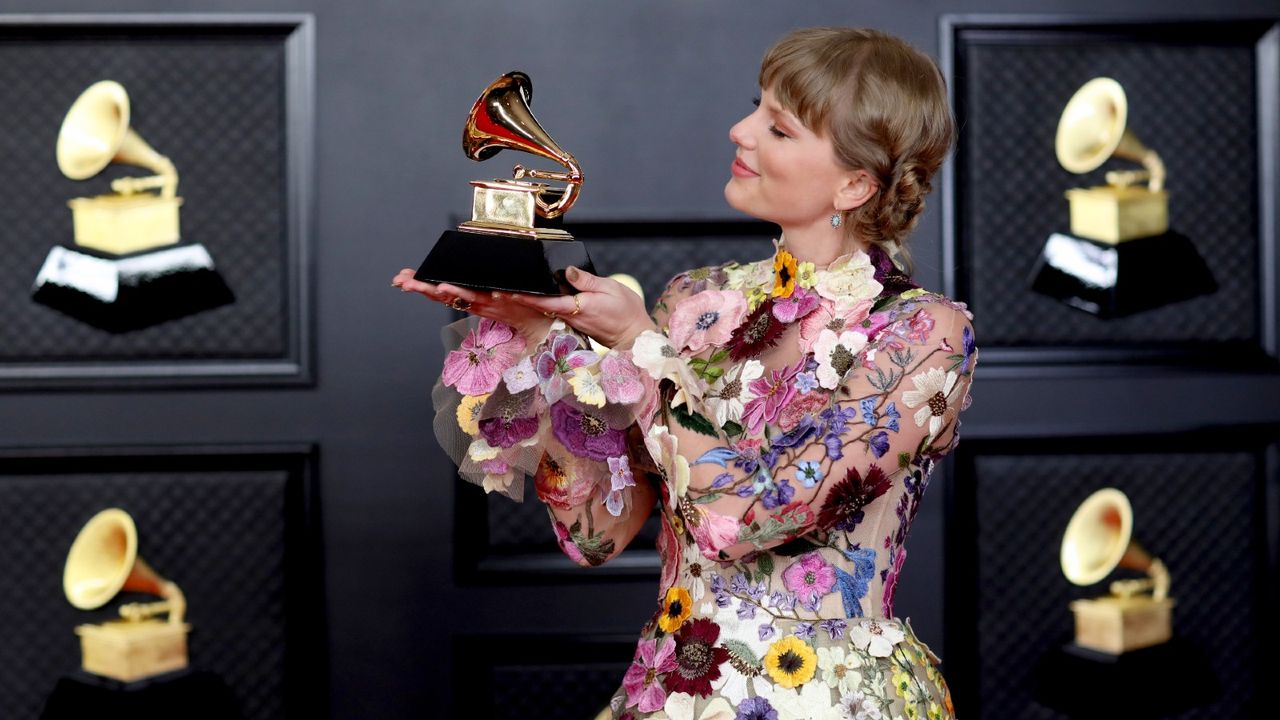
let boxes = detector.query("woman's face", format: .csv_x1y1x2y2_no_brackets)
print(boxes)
724,86,855,229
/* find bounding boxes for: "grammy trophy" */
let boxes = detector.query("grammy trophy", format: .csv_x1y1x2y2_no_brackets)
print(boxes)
415,71,597,296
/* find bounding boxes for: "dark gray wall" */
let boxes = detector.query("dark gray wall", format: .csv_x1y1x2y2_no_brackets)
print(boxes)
2,1,1277,719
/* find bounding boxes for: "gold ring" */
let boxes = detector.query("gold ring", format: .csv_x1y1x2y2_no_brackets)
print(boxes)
570,294,582,316
543,311,558,320
448,298,472,312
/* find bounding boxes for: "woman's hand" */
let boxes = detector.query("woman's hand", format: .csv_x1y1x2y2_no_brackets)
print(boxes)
392,268,552,347
498,266,657,350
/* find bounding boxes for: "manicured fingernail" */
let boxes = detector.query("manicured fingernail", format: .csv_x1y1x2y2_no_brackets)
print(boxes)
567,267,580,281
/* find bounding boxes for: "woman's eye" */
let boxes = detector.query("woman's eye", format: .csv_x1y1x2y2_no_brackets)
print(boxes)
769,124,789,139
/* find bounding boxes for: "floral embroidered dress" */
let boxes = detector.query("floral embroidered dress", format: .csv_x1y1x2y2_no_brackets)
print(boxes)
432,239,979,720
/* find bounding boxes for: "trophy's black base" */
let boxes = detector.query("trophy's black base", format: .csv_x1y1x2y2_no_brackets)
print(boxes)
1033,638,1218,719
31,242,235,333
41,668,241,720
415,229,597,295
1028,230,1217,319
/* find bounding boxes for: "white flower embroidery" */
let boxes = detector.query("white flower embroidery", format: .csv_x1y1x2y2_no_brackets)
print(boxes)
767,678,844,720
703,359,763,426
818,645,864,695
900,366,960,441
814,251,883,304
848,619,906,658
812,329,869,390
662,692,736,720
644,425,690,499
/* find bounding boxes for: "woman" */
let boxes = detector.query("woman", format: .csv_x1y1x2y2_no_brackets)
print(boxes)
395,27,977,720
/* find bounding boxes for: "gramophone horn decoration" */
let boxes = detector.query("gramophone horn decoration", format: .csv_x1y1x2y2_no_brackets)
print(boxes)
414,71,597,295
1029,77,1215,318
1059,488,1174,655
63,508,191,682
31,80,233,333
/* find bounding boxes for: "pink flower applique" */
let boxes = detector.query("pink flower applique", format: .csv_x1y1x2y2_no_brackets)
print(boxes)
552,520,586,565
599,352,648,404
689,506,741,557
771,286,820,324
882,546,907,617
740,358,803,435
442,319,525,396
798,298,875,354
623,636,677,713
666,290,748,354
782,551,837,604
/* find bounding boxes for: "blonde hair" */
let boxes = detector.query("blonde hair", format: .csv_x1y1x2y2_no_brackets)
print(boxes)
760,27,956,277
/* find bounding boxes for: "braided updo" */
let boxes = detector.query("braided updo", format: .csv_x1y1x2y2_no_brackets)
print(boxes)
759,27,956,277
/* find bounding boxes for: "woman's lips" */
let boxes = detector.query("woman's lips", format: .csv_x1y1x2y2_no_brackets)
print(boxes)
731,157,759,178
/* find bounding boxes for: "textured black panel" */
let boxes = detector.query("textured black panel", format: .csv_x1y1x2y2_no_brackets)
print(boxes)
0,448,321,720
492,663,628,720
959,442,1263,720
955,27,1260,346
454,634,633,720
571,222,777,305
0,28,289,361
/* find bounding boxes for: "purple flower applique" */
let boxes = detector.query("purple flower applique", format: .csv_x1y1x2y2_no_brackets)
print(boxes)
795,371,819,393
760,477,795,510
793,622,816,641
758,623,776,642
551,401,626,460
478,391,540,448
736,697,778,720
535,333,598,400
819,618,848,641
868,431,890,458
736,599,756,620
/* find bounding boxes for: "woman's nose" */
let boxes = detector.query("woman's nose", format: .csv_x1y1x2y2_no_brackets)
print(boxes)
728,117,753,149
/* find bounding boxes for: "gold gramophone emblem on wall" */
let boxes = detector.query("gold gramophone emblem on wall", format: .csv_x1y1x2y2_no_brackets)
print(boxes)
1028,77,1216,318
31,80,233,332
63,508,191,682
414,71,596,295
1060,488,1174,655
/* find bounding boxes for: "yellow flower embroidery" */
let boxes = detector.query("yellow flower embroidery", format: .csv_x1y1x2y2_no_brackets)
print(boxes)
796,261,816,289
763,635,817,689
900,287,928,300
567,367,606,407
456,393,490,435
772,249,798,299
657,586,693,633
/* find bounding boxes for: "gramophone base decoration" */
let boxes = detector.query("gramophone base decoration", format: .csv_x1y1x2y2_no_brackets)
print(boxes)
416,229,595,295
76,619,192,683
1069,595,1175,655
32,243,234,333
1065,186,1168,244
1029,230,1216,318
68,194,183,255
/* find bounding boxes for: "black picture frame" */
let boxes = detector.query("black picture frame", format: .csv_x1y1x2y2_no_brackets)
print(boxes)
939,15,1280,375
943,425,1280,719
0,14,314,389
0,442,327,720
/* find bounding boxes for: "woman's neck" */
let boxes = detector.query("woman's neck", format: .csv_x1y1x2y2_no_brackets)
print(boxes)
778,220,870,268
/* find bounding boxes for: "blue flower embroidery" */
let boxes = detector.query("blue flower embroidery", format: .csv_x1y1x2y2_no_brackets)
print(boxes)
834,547,877,618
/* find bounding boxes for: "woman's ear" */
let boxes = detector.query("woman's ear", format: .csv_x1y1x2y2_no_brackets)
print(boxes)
834,170,879,211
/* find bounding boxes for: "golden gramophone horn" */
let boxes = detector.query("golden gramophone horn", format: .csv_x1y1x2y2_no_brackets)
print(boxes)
63,508,186,623
1054,77,1164,193
56,80,177,198
463,71,582,218
1060,487,1168,600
